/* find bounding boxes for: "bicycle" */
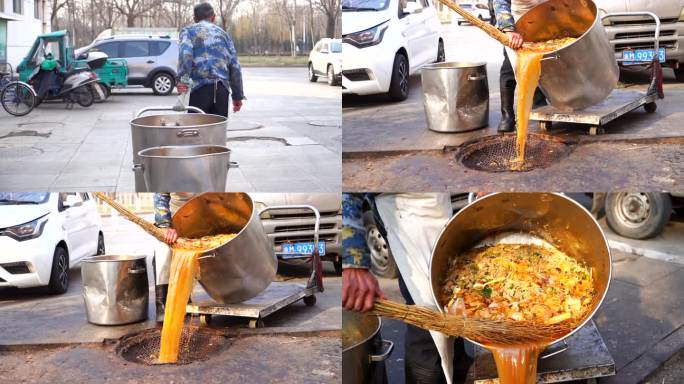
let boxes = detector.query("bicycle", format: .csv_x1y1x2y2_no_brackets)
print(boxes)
0,62,36,117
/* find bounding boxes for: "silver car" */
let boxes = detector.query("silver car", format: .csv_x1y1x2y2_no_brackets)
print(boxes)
76,35,179,95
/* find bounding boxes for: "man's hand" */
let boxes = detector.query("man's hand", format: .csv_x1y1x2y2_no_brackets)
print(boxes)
506,31,524,50
232,99,243,112
342,268,385,312
163,228,178,245
176,82,189,94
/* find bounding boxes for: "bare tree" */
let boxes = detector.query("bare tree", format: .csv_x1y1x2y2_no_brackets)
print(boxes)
272,0,297,56
114,0,163,27
316,0,339,38
50,0,69,30
217,0,243,31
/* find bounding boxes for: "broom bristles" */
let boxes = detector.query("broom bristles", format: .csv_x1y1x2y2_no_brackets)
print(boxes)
371,299,573,345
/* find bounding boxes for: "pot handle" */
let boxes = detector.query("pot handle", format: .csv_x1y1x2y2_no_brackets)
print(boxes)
467,74,486,81
540,340,568,360
177,129,200,138
369,340,394,362
128,267,146,274
135,105,206,117
132,163,144,172
227,161,239,169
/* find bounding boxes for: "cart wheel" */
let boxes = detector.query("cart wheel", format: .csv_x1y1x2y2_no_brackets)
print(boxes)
589,126,604,136
644,102,657,113
539,121,551,131
303,295,317,306
249,318,265,328
200,314,212,326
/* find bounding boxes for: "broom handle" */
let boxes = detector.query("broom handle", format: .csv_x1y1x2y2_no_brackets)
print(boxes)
436,0,524,49
93,192,168,243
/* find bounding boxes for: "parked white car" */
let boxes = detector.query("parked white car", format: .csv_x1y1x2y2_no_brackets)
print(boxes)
308,38,343,86
0,193,104,294
342,0,445,101
456,3,491,25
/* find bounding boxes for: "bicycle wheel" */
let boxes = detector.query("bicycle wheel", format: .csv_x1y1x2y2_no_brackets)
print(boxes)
1,82,35,116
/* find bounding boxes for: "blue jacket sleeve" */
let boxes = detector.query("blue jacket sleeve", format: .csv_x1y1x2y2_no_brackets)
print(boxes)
154,193,172,228
494,0,516,32
177,28,194,81
342,193,371,269
224,33,245,101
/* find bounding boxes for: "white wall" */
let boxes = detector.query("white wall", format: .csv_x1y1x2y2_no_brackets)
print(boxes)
3,0,49,68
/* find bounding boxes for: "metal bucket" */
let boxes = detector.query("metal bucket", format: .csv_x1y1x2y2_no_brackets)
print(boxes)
342,310,393,384
81,255,149,325
430,193,612,350
421,62,489,132
130,106,228,192
171,193,278,304
517,0,619,111
136,145,237,192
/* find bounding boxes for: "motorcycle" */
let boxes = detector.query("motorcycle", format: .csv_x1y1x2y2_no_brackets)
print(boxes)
28,52,106,108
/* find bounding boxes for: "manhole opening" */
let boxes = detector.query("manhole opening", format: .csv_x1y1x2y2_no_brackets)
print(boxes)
116,326,229,365
458,134,573,172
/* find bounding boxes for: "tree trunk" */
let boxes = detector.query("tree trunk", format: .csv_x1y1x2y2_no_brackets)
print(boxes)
326,15,335,38
127,13,136,27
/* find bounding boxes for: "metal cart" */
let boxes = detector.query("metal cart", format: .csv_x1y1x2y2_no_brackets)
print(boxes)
531,12,664,136
186,205,324,328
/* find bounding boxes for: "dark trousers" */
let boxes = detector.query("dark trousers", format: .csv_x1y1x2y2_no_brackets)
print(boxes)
189,81,230,117
399,275,472,384
500,49,548,108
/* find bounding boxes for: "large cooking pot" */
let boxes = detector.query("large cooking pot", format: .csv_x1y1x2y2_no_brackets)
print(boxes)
81,255,149,325
343,310,394,384
171,193,277,304
136,145,236,192
516,0,619,111
130,106,228,192
430,193,612,349
421,62,489,132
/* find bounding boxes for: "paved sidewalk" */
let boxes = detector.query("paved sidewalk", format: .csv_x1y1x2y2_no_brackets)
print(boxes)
0,67,341,192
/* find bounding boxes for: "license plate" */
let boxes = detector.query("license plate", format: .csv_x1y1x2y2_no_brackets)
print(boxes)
280,242,326,258
623,48,665,65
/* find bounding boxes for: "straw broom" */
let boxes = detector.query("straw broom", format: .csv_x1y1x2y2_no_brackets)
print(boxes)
94,192,168,242
371,299,572,345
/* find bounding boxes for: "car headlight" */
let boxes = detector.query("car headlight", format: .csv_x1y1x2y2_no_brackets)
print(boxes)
343,21,389,49
599,9,611,26
254,202,271,219
2,214,49,241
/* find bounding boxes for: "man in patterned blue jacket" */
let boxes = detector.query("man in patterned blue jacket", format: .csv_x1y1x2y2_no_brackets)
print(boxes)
176,3,245,117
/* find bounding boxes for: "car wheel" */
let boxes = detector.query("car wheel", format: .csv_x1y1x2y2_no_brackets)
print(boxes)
308,63,318,82
327,65,337,86
152,72,175,95
47,247,69,294
388,53,409,102
436,40,445,63
97,233,105,255
364,216,398,279
605,192,672,240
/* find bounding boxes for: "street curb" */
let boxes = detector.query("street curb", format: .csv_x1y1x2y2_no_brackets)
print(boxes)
607,239,684,265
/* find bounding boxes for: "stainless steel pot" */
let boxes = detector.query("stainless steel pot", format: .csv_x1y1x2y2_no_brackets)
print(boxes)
516,0,619,111
343,310,394,384
81,255,149,325
130,106,228,192
421,62,489,132
171,193,278,304
430,193,612,349
136,145,237,192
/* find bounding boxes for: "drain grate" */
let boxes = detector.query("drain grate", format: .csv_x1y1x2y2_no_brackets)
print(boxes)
116,326,229,365
458,134,573,172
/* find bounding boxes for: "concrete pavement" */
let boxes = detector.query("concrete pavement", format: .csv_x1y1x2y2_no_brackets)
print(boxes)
0,67,341,192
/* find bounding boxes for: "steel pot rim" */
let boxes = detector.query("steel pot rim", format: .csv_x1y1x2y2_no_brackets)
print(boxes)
83,254,147,263
137,144,231,159
428,192,612,348
422,61,487,70
130,113,227,129
342,313,382,353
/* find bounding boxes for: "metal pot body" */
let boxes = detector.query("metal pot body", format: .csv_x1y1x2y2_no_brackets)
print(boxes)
137,145,232,192
172,193,277,304
430,193,612,348
342,310,393,384
421,62,489,132
516,0,619,111
81,255,149,325
130,108,227,191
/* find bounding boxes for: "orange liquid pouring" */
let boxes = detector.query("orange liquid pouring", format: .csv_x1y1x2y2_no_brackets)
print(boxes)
158,248,199,363
513,38,576,169
487,343,544,384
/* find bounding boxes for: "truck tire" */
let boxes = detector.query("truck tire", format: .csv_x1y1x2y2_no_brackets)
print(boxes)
605,192,672,240
47,246,69,294
363,210,398,279
388,53,409,102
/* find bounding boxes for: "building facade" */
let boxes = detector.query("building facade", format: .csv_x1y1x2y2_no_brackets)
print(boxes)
0,0,49,70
